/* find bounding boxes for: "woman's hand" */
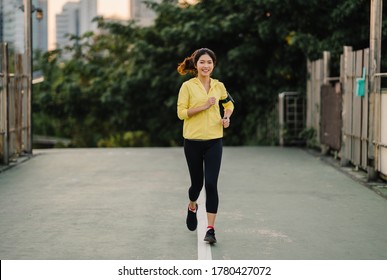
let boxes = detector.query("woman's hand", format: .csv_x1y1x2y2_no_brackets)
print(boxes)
222,116,230,128
206,97,217,109
187,97,217,117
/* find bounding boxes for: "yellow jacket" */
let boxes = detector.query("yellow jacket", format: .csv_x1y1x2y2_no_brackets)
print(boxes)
177,77,234,140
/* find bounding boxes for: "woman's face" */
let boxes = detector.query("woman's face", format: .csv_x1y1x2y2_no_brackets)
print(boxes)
196,54,214,78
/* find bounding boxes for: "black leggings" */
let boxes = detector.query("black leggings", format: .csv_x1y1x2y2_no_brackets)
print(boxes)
184,138,223,214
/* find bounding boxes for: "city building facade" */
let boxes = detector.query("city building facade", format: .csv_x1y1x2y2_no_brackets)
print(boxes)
54,0,163,53
56,2,80,49
79,0,97,35
130,0,160,26
1,0,48,53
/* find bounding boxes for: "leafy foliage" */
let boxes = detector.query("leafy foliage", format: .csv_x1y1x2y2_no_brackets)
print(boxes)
33,0,380,147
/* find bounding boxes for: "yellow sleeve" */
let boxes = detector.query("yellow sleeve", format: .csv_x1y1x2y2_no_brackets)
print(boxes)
177,83,189,120
220,84,228,100
223,100,234,112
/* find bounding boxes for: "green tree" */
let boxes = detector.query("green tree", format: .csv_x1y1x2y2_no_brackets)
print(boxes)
33,0,379,147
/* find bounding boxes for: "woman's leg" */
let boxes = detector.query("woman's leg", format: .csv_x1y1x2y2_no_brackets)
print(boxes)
203,139,223,223
184,139,204,207
184,140,205,231
202,139,222,243
207,213,217,228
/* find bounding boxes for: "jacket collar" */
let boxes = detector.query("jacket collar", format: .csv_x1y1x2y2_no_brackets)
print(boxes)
191,77,219,87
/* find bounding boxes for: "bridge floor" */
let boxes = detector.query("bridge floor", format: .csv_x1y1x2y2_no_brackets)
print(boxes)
0,147,386,260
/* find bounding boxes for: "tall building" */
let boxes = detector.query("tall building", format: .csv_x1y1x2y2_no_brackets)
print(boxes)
54,0,164,52
130,0,161,26
56,2,80,49
1,0,48,53
79,0,98,35
56,0,97,50
5,0,24,53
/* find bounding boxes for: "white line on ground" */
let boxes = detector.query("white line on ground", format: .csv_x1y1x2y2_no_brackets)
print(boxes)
197,191,212,260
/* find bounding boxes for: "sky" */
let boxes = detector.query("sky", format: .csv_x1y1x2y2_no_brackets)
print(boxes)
48,0,130,50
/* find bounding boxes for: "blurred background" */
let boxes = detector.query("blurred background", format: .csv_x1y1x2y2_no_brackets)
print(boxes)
1,0,386,150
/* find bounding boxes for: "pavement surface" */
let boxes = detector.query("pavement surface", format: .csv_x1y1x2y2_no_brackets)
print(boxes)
0,147,386,260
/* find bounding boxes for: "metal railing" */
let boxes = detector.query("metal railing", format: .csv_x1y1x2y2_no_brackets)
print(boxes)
278,92,306,146
0,43,32,165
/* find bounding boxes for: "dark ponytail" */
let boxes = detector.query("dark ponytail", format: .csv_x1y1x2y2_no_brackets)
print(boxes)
177,54,196,75
177,48,217,76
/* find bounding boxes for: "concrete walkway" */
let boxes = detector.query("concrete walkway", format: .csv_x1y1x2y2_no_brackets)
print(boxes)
0,147,386,260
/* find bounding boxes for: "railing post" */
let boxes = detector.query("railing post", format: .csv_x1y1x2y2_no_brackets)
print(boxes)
23,0,32,154
323,51,331,85
1,43,10,165
341,46,353,167
368,0,382,180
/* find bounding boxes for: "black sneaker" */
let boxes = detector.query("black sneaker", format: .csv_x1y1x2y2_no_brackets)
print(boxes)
204,228,217,244
186,204,198,231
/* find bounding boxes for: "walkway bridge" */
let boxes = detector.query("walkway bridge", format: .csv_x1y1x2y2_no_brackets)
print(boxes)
0,147,386,260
